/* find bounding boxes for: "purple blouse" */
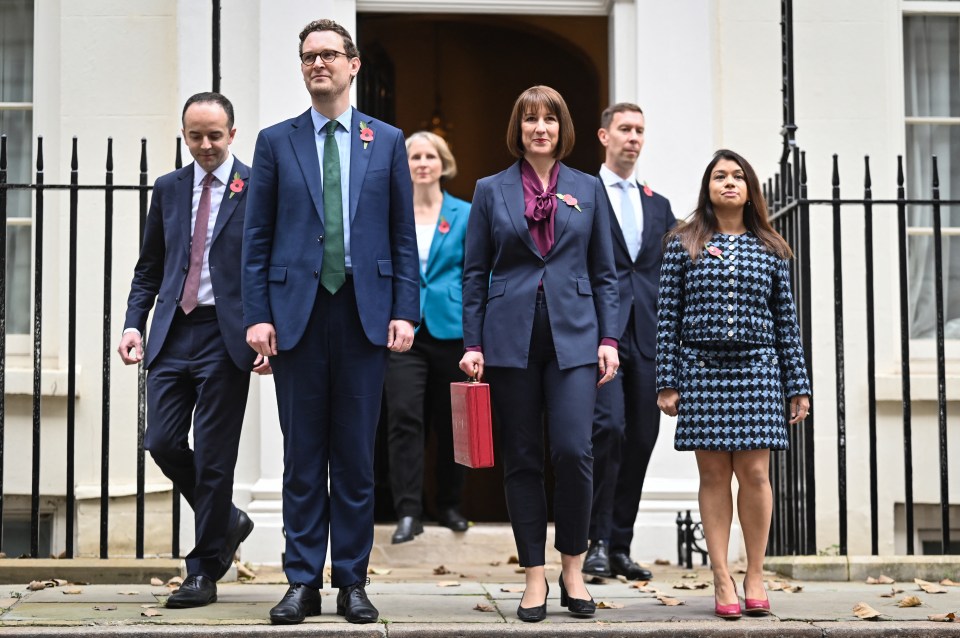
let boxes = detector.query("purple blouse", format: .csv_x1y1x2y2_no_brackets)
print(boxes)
521,159,559,256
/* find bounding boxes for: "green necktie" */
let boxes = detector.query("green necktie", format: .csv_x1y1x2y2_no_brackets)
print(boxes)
320,120,346,294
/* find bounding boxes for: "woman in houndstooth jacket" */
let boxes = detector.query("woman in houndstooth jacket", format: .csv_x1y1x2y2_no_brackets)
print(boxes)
655,149,810,620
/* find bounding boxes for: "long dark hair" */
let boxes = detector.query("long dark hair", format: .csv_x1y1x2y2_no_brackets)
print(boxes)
667,149,792,261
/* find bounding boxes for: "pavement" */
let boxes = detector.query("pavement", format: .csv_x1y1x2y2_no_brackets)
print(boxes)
1,525,959,636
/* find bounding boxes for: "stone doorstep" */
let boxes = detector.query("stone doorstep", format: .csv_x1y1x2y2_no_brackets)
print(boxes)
765,555,960,582
0,558,220,585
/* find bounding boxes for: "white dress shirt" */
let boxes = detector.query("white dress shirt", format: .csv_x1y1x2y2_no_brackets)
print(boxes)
311,107,354,271
599,163,645,248
191,153,233,307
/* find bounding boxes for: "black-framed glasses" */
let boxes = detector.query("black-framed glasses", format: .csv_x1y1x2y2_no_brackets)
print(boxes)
300,49,350,65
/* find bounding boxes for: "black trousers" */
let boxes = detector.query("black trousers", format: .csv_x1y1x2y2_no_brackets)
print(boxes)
588,314,660,554
384,321,465,518
486,291,597,567
144,306,249,579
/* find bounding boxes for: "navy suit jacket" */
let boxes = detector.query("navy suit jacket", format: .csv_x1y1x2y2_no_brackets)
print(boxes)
603,179,677,358
462,161,619,370
123,159,255,371
242,108,419,349
419,192,469,340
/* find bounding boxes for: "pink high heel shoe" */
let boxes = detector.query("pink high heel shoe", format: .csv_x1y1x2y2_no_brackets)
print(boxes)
714,576,742,620
743,578,771,616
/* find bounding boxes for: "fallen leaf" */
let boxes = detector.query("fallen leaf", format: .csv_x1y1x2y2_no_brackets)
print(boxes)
631,580,650,588
62,589,82,595
150,578,163,586
236,562,256,580
673,581,709,590
654,558,671,566
878,575,895,584
473,603,495,612
941,579,960,587
433,565,452,575
118,591,138,595
853,602,882,619
681,572,699,579
368,567,391,576
898,595,923,608
635,585,660,594
93,605,117,611
514,568,526,574
866,577,879,584
507,555,519,564
765,580,785,591
52,579,68,587
140,604,157,609
436,581,460,587
597,601,623,609
880,587,904,598
141,608,162,617
166,577,183,586
782,584,803,593
27,581,52,591
928,612,957,622
459,574,475,579
489,561,501,567
657,595,684,606
500,586,524,593
921,583,948,594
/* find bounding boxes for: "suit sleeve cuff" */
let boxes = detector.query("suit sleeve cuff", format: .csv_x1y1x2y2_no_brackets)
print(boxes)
600,338,618,349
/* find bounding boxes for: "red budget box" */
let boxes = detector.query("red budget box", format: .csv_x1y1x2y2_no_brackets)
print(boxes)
450,380,494,469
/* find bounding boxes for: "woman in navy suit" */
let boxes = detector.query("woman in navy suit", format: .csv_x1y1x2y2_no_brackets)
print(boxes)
656,149,811,619
385,132,470,544
459,86,620,622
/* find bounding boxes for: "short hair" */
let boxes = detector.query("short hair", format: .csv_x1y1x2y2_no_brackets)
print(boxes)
182,92,235,129
600,102,643,130
405,131,458,180
298,19,359,59
505,85,575,160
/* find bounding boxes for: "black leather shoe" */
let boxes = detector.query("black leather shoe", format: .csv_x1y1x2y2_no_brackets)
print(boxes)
558,574,596,617
610,551,653,581
337,580,379,624
517,580,549,622
437,508,469,532
165,574,217,608
217,509,255,580
581,540,613,578
391,516,424,544
269,583,321,625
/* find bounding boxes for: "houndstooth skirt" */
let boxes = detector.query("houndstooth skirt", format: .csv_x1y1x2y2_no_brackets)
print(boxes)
674,342,788,451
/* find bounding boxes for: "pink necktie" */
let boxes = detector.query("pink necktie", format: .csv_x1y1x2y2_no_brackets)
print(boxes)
181,172,214,314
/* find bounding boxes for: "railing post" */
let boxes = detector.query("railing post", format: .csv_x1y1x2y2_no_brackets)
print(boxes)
0,135,7,553
31,136,44,558
863,156,878,555
930,156,950,553
831,154,847,556
895,156,914,554
136,139,148,558
101,138,114,559
66,137,79,559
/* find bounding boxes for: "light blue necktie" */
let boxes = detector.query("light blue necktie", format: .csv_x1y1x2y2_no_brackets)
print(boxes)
618,180,640,261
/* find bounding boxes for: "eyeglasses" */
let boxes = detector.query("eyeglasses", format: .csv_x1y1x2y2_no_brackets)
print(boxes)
300,49,350,65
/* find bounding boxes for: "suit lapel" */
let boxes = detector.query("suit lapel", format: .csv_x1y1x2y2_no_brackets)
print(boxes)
211,159,248,245
177,164,194,255
500,163,540,257
600,182,630,258
290,109,325,223
425,194,456,274
349,108,373,224
638,183,658,256
552,164,577,248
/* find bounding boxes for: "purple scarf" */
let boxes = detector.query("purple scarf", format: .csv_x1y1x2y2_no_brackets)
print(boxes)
521,159,560,256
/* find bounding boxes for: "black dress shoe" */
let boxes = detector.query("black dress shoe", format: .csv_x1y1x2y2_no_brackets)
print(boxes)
437,508,469,532
516,580,548,622
165,574,217,608
337,580,379,624
269,583,321,625
609,551,653,581
558,574,596,617
217,509,255,580
581,539,612,578
391,516,424,544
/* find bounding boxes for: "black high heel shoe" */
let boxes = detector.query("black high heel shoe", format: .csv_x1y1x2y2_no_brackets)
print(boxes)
516,580,549,622
558,573,596,617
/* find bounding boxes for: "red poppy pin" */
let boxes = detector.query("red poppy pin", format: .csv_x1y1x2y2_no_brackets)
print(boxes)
438,215,450,234
359,121,374,149
557,193,582,212
229,172,244,199
643,181,653,197
705,243,723,258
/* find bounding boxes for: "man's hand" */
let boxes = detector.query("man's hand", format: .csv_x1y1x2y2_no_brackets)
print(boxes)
252,354,273,375
117,331,143,365
657,388,679,416
459,351,485,381
247,322,278,357
387,320,415,352
597,344,620,388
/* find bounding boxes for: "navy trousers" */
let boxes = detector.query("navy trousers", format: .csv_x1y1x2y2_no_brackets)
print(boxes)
144,306,249,579
588,316,660,554
486,292,597,567
270,278,388,589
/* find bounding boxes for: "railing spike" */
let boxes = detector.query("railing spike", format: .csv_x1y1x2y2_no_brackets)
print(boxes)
71,137,78,171
106,138,113,172
800,150,807,185
0,134,6,170
932,155,939,189
864,156,871,190
140,138,148,173
175,136,183,170
36,136,44,171
832,154,839,187
897,155,904,188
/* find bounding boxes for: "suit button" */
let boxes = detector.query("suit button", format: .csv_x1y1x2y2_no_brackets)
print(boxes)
313,270,319,278
318,235,324,243
538,261,545,268
182,266,188,273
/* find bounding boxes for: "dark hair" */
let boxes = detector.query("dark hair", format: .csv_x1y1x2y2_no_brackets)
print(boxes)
505,85,575,160
600,102,643,129
667,149,792,261
298,19,359,59
182,92,235,129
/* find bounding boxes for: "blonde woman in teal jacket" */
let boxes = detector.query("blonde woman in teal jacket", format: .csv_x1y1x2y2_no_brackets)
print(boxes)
385,131,471,544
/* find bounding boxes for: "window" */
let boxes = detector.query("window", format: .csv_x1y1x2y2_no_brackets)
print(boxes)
903,11,960,340
0,0,33,335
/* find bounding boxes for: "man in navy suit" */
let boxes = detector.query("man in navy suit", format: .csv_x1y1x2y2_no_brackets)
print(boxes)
119,93,269,608
242,19,419,625
583,103,677,581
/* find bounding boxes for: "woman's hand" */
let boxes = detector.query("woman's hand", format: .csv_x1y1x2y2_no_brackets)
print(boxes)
657,388,679,416
459,351,485,381
789,394,811,425
597,345,619,387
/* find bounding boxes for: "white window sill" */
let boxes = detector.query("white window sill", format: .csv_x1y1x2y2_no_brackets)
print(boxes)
4,367,80,397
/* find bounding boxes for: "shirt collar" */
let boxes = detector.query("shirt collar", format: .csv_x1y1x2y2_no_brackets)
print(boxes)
599,163,636,188
194,151,234,187
311,106,353,135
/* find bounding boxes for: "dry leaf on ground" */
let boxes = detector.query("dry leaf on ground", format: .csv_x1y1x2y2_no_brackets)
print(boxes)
630,580,650,588
654,558,671,566
368,567,391,576
635,585,660,594
140,604,157,609
500,586,524,593
681,572,699,579
166,577,183,586
507,555,519,564
765,580,784,591
673,581,708,590
141,608,162,617
433,565,451,575
782,584,803,593
596,601,623,609
27,581,52,591
880,587,904,598
928,612,957,622
514,568,525,574
61,589,82,595
919,582,948,594
898,595,923,608
436,581,460,588
237,563,256,580
866,575,895,584
853,602,883,620
941,579,960,587
657,595,683,606
93,605,117,612
52,579,68,587
489,561,501,566
149,577,163,586
473,603,495,612
117,591,138,595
